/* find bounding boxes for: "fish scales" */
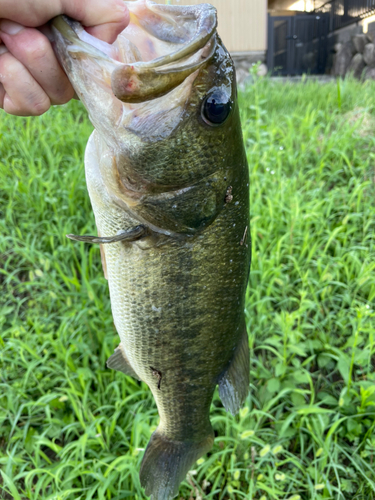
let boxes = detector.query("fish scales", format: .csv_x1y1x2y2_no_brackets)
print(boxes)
53,1,250,498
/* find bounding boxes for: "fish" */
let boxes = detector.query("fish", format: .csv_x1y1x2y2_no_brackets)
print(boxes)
52,1,251,498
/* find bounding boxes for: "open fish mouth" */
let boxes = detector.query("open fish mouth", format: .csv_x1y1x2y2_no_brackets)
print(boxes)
52,0,217,105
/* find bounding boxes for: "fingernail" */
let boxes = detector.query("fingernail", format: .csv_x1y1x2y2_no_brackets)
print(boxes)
113,0,126,10
117,4,127,13
0,20,24,35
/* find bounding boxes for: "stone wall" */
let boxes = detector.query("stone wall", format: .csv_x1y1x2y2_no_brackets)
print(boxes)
332,29,375,79
231,51,267,84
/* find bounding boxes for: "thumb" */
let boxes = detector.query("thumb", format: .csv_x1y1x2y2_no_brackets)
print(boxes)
0,0,129,44
62,0,129,43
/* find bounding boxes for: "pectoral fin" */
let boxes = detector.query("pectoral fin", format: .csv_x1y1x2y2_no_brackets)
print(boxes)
107,343,140,380
218,329,250,415
66,225,147,244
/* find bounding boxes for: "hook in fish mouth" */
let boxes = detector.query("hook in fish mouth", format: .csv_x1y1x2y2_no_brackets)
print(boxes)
52,0,217,104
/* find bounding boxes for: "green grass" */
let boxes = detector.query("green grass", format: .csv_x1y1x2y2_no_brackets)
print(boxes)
1,75,375,500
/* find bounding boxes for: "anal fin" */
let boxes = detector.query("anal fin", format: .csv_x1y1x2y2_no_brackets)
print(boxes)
218,329,250,415
107,343,140,380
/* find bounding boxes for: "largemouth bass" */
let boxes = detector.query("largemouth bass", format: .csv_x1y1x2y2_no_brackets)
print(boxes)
52,2,250,498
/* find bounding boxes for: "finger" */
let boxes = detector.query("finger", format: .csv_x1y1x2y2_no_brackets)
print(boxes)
0,83,5,109
0,0,129,43
65,0,130,43
85,20,129,44
0,45,7,109
0,21,74,105
0,50,50,116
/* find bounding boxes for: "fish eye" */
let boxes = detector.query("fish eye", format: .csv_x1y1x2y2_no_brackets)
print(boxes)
202,90,232,126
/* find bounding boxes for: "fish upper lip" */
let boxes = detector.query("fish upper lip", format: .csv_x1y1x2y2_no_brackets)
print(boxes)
52,10,216,66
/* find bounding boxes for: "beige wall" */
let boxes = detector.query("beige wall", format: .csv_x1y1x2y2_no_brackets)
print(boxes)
269,0,326,12
144,0,268,52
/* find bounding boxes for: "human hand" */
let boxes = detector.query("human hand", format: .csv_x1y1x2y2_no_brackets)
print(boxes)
0,0,129,116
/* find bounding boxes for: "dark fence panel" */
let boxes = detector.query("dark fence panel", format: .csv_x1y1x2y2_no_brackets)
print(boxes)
268,0,375,75
316,0,375,31
268,14,329,75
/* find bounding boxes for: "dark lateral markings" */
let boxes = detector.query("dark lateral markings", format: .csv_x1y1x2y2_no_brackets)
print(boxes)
150,367,163,390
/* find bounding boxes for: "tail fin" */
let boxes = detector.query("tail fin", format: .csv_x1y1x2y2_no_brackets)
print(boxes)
140,428,214,500
218,329,250,415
